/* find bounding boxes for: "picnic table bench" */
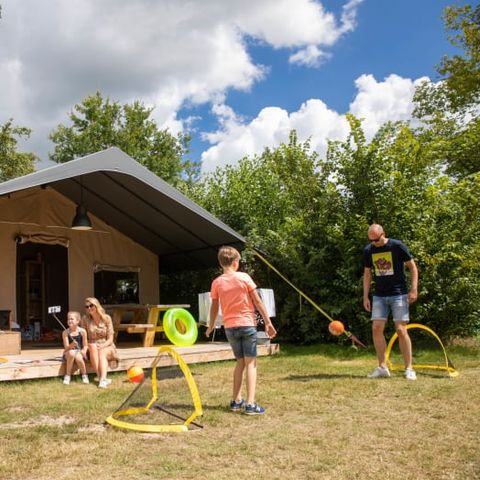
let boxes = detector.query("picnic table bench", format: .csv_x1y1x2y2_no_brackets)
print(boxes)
104,304,190,348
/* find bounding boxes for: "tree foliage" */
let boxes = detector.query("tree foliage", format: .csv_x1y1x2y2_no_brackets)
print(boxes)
0,120,37,182
439,3,480,113
188,132,346,343
414,4,480,177
186,114,479,343
49,91,197,186
413,174,480,339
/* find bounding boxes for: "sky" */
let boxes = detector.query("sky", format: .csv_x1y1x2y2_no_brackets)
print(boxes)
0,0,464,174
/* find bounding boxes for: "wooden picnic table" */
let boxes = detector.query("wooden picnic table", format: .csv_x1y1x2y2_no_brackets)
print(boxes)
104,304,190,347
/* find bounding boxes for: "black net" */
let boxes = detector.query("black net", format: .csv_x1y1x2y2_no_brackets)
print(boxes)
106,346,203,432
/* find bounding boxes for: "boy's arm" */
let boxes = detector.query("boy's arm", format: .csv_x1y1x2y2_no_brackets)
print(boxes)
250,290,277,339
206,298,219,338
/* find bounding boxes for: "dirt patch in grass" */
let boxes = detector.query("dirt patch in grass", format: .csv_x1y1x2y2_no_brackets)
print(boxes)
0,415,75,429
77,424,107,433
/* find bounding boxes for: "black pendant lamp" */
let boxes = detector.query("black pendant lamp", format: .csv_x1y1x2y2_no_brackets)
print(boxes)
71,179,92,230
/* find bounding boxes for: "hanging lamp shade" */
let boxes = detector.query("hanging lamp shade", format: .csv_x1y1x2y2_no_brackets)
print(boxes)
71,204,92,230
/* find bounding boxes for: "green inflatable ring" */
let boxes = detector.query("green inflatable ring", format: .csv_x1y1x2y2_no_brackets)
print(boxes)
163,308,198,347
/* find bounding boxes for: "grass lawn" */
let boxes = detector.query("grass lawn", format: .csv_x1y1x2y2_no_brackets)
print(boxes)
0,341,479,480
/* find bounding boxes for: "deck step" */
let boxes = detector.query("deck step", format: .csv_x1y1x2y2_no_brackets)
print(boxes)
0,342,280,382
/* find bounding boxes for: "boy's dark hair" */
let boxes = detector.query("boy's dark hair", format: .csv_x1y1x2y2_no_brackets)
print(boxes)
218,246,240,267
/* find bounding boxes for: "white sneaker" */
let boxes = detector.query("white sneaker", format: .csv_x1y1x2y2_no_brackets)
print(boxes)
98,379,108,389
105,378,112,385
63,375,71,385
405,368,417,380
82,374,90,384
367,366,391,378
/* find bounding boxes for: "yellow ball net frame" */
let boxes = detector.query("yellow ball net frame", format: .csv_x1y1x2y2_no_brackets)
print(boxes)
106,345,203,432
386,323,459,377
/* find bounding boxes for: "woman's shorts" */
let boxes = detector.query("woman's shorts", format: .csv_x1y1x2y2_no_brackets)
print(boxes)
225,326,257,359
371,294,409,322
90,343,119,368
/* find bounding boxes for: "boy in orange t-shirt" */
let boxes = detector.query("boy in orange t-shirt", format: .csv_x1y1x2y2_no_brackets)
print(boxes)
206,246,276,415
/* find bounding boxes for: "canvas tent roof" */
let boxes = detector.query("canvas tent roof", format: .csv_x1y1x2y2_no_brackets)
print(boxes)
0,148,245,271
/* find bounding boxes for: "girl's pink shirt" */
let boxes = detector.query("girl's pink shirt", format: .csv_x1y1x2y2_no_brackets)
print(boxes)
210,271,257,328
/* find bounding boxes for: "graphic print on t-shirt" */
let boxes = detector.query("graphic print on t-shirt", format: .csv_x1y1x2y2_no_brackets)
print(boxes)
372,252,394,276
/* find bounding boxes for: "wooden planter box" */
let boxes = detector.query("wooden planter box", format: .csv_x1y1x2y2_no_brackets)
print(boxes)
0,331,21,355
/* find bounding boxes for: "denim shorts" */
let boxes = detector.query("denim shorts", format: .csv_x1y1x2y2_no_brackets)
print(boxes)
225,326,258,359
371,294,410,322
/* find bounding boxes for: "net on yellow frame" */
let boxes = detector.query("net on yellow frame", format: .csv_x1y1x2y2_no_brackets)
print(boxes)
106,345,203,432
386,323,458,378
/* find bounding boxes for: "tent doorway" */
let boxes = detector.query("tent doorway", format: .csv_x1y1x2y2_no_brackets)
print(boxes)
16,242,69,342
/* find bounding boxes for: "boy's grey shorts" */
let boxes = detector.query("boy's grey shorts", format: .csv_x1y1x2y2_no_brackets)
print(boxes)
225,326,257,358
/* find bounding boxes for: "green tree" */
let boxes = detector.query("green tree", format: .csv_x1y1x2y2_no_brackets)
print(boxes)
324,116,434,340
190,119,479,343
414,4,480,177
190,132,352,344
438,3,480,113
0,119,37,181
49,92,197,186
413,174,480,339
326,115,480,340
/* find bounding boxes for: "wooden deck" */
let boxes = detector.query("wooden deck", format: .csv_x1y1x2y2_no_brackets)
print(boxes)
0,341,280,382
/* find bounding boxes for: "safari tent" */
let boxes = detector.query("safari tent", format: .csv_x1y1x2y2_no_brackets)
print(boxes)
0,147,245,337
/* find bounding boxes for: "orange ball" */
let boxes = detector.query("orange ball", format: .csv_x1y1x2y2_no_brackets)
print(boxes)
127,366,144,383
328,320,345,336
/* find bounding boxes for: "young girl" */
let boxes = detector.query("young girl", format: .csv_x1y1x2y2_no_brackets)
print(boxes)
62,311,89,385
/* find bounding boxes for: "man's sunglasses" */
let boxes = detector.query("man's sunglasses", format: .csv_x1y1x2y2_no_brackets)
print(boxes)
369,233,384,243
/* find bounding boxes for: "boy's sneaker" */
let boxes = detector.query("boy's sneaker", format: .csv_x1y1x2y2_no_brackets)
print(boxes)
63,375,71,385
81,374,90,384
405,368,417,380
244,403,265,415
98,379,109,389
229,399,245,412
367,366,391,378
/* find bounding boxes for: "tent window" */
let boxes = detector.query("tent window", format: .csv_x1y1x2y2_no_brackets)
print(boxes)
94,270,139,305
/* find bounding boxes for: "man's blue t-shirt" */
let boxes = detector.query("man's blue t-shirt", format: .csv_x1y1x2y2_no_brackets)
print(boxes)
363,239,413,297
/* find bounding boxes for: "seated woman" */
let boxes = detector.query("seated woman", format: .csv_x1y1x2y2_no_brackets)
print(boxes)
82,297,119,388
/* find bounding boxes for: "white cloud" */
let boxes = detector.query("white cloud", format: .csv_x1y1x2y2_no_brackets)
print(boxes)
0,59,25,115
234,0,339,47
338,0,364,35
201,99,349,173
0,0,363,161
349,73,429,139
289,45,331,67
201,74,428,174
